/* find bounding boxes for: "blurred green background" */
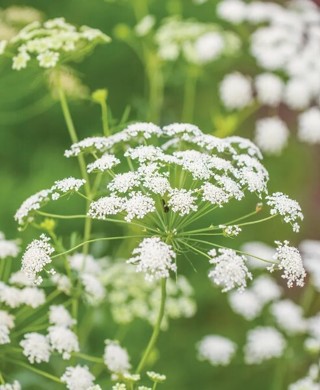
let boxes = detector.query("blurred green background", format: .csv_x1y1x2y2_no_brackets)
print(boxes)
0,0,319,389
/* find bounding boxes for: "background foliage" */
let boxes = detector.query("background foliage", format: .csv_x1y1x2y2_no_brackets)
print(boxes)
0,0,319,389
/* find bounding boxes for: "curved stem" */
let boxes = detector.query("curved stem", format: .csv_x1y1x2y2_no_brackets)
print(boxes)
136,278,167,374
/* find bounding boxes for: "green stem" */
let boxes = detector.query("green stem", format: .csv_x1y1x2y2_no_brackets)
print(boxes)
100,97,110,137
182,66,198,123
185,237,276,265
58,87,90,192
72,352,104,364
52,235,145,259
136,278,167,374
5,358,62,384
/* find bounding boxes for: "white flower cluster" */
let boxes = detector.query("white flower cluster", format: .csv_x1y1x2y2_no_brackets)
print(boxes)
60,122,305,289
244,326,286,364
20,305,78,363
102,263,196,327
0,310,15,345
0,232,20,259
266,192,303,232
61,365,97,390
0,281,45,309
104,340,131,374
153,17,239,64
1,17,110,70
68,253,106,305
128,237,177,281
270,241,306,288
197,335,237,366
15,176,86,226
228,275,281,320
0,381,21,390
208,248,252,292
21,234,54,285
217,0,320,149
300,240,320,292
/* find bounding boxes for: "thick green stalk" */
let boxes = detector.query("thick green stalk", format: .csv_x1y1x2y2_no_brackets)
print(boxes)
136,278,167,374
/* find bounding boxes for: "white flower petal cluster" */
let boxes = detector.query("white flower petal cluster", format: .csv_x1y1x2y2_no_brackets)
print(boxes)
228,290,262,320
51,177,86,200
103,340,131,374
208,248,252,292
20,332,51,363
271,300,306,335
21,234,54,285
61,365,96,390
244,326,286,364
298,108,320,144
269,241,306,288
102,263,196,327
2,17,110,70
266,192,304,232
49,305,75,328
48,326,79,359
197,335,236,366
289,377,320,390
300,240,320,292
0,381,21,390
255,73,284,107
128,237,177,282
153,17,237,64
0,232,20,259
220,73,253,110
254,117,289,155
0,282,45,308
241,241,276,269
15,176,86,226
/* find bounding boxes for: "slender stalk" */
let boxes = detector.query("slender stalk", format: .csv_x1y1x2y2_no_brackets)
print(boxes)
5,358,62,384
182,66,198,123
100,96,110,137
185,237,276,265
136,278,167,374
72,352,104,364
52,235,146,259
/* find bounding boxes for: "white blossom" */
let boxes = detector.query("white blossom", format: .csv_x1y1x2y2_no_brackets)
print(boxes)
124,192,155,222
104,340,131,374
220,73,253,110
21,234,54,284
167,189,197,216
208,248,252,292
298,107,320,144
128,237,177,282
0,381,21,390
269,241,306,288
88,196,124,219
49,305,75,328
255,73,284,106
254,117,289,155
87,153,120,173
244,327,286,364
266,192,303,232
61,365,96,390
228,290,262,320
197,335,236,366
48,326,79,359
0,233,20,259
271,300,306,335
20,333,51,363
